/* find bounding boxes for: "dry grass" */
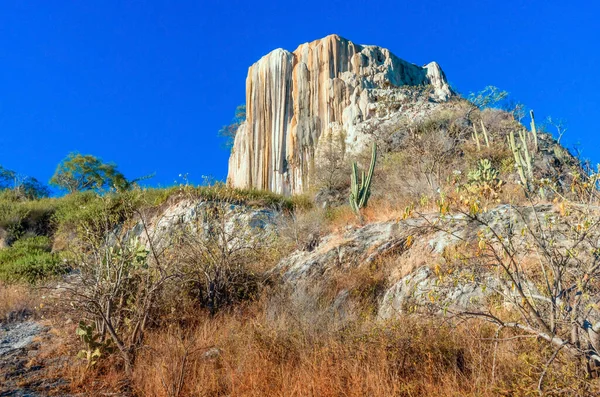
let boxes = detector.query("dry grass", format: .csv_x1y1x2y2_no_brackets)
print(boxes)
122,297,596,397
0,282,37,321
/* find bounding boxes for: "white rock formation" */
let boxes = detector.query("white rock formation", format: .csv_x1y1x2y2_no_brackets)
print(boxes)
227,34,453,195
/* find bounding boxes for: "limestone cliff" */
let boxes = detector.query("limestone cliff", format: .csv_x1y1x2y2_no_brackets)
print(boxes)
227,34,453,195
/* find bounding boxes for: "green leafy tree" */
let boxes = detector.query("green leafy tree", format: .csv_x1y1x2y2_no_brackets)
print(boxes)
467,86,509,110
0,165,15,191
50,153,129,193
218,104,246,149
0,165,50,200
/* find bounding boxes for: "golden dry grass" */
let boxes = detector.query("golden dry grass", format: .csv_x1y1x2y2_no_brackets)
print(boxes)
123,298,596,397
0,282,37,321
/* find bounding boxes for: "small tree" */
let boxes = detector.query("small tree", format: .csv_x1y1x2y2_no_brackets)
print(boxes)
0,165,49,200
218,104,246,149
50,153,129,193
311,128,348,193
0,165,15,191
467,86,509,110
64,196,174,375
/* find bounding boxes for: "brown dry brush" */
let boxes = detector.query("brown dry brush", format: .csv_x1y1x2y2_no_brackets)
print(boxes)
129,296,592,397
61,197,283,380
419,170,600,395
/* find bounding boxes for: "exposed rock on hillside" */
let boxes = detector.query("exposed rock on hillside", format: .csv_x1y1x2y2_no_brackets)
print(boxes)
227,34,453,195
273,205,560,320
125,197,279,251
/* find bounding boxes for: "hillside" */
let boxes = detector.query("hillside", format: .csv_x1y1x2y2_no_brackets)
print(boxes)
1,34,599,396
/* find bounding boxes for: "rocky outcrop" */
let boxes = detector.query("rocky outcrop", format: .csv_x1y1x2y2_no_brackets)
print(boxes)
227,34,453,195
272,205,560,320
125,197,279,251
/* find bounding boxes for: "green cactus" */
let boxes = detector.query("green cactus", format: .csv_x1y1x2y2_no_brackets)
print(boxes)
530,109,538,152
480,119,490,147
468,159,498,183
508,125,535,192
76,321,114,369
349,143,377,217
467,159,503,199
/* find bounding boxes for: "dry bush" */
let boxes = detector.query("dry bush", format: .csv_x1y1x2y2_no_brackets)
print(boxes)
326,258,388,316
311,127,350,198
0,282,37,321
370,108,468,208
277,207,332,250
127,294,595,397
167,202,284,316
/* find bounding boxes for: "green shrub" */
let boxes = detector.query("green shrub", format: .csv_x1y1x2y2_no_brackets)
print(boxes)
0,236,67,283
0,191,57,243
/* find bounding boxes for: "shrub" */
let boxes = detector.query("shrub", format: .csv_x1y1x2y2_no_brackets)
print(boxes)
0,236,66,283
170,202,279,315
0,191,58,244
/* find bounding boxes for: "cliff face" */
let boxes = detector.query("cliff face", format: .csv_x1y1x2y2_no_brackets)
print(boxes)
227,34,453,195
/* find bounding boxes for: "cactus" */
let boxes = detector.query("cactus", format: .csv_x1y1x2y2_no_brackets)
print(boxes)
473,120,490,150
349,143,377,216
468,159,498,183
472,124,481,151
76,321,114,369
467,159,503,199
530,109,538,152
508,126,534,192
480,119,490,147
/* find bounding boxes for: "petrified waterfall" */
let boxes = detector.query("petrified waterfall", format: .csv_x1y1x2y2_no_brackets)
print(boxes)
227,34,453,195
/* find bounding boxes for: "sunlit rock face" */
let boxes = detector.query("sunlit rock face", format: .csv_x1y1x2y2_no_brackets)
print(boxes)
227,34,453,195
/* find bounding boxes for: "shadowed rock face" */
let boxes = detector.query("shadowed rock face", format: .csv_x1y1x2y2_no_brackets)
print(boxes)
227,34,453,196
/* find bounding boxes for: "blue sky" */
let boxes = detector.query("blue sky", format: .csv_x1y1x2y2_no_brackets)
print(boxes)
1,0,598,188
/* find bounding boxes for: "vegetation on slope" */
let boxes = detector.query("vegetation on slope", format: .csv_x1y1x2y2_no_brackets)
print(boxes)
1,86,598,396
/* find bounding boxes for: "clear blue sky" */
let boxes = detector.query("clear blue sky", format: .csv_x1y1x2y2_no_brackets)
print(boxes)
1,1,598,188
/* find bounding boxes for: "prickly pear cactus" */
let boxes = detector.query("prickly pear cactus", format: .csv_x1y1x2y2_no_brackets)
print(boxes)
466,159,503,199
76,321,114,368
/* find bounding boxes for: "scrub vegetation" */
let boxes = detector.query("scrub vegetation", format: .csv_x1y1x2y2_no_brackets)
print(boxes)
1,87,598,396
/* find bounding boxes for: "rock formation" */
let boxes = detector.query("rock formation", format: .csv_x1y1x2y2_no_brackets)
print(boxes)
227,34,454,195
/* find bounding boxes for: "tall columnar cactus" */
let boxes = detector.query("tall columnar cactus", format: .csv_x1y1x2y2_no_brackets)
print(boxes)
472,120,490,151
480,119,490,148
472,124,481,151
508,129,534,192
530,109,538,152
349,143,377,216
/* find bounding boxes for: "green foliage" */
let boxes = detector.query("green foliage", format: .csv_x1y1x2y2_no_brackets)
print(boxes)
0,165,50,200
349,143,377,216
50,153,129,193
0,182,305,253
468,86,509,110
52,191,132,237
466,159,503,199
76,321,115,369
0,192,56,243
0,236,66,283
219,104,246,149
507,120,536,192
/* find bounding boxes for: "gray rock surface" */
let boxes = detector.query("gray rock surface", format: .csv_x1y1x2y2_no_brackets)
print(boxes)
273,205,560,320
124,198,280,251
0,322,45,357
